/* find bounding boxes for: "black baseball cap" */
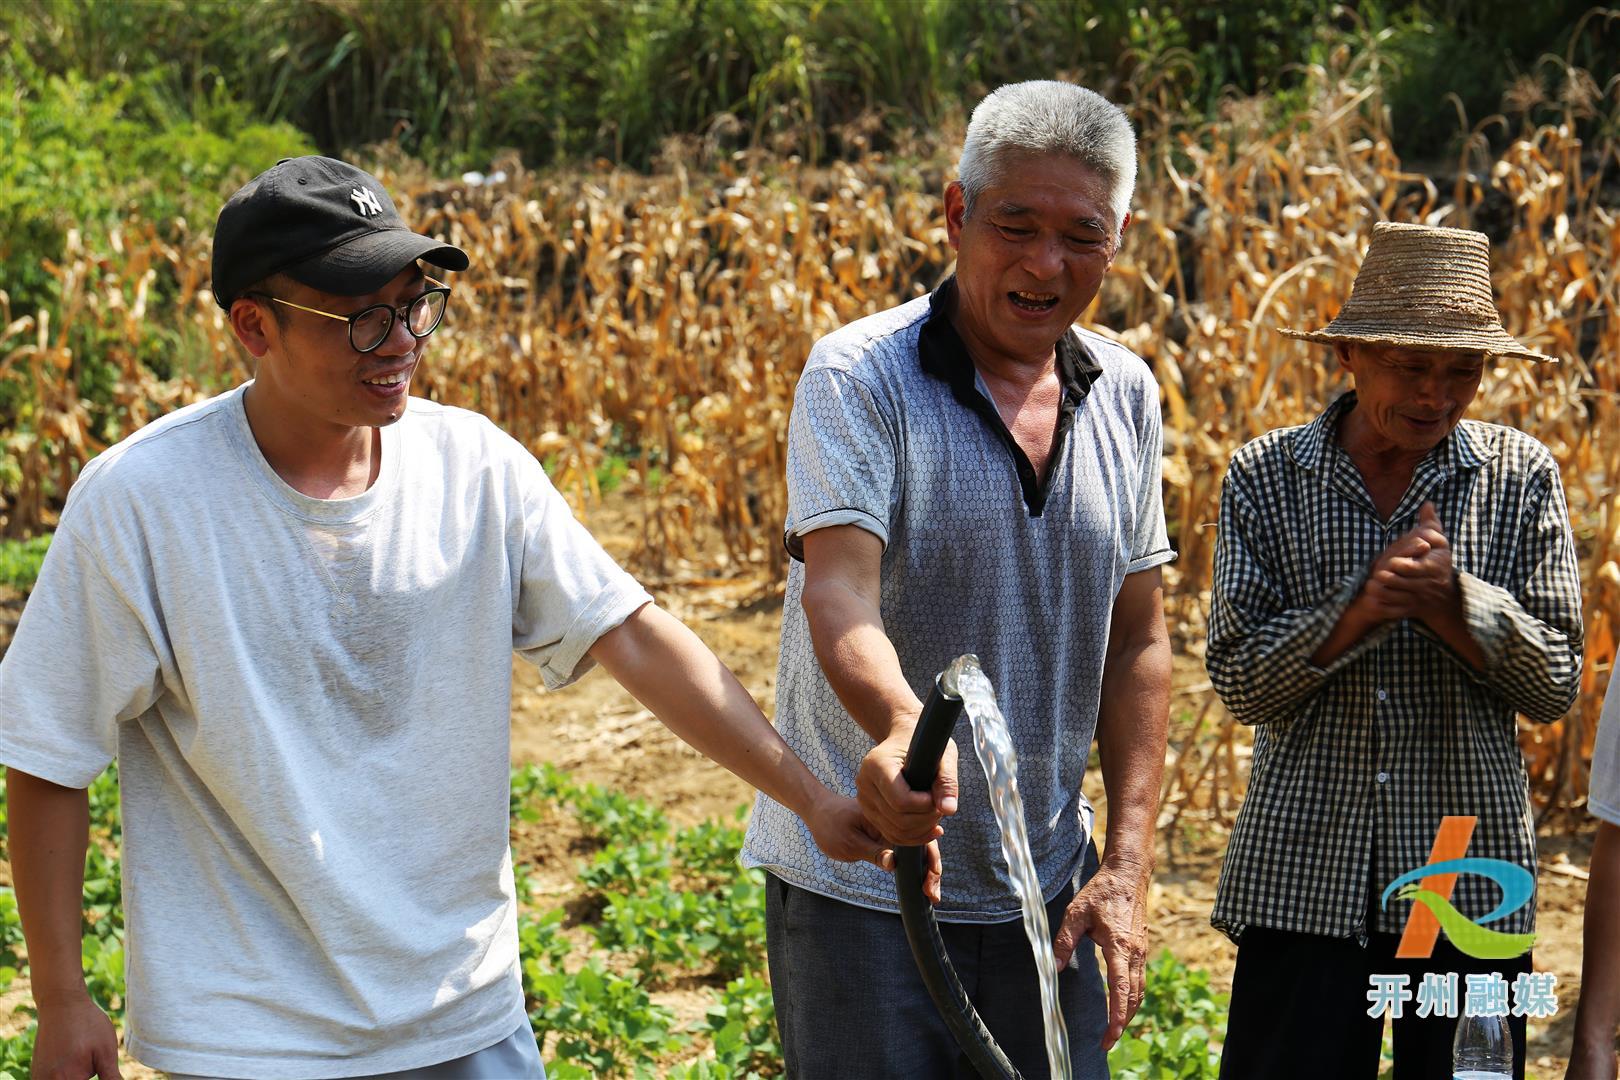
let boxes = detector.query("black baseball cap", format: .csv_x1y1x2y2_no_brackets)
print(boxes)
211,156,469,309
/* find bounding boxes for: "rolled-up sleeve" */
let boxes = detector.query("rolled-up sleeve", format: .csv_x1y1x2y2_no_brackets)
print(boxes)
1126,390,1175,575
783,366,898,562
511,457,653,689
1447,468,1584,723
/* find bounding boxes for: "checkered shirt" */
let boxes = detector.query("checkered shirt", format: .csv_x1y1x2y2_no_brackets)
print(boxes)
1207,392,1584,942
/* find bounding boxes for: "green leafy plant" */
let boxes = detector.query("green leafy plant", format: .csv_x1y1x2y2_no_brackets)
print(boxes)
579,837,675,893
0,535,51,589
526,957,684,1076
522,905,687,1076
594,871,766,983
0,1022,34,1079
568,783,670,844
705,972,779,1076
0,891,23,990
673,815,749,883
1110,950,1228,1079
510,761,576,821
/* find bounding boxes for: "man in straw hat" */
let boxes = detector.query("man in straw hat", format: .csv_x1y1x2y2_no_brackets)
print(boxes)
1205,220,1584,1078
0,155,888,1080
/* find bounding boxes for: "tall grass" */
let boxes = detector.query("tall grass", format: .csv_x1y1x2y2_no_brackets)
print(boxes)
3,0,1605,170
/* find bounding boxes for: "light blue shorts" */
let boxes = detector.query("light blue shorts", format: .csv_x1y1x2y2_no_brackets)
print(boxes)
170,1020,545,1080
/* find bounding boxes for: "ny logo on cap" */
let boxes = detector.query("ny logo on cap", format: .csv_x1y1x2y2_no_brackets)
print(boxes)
350,187,384,217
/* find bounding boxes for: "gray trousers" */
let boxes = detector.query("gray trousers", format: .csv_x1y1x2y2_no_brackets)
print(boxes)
764,854,1110,1080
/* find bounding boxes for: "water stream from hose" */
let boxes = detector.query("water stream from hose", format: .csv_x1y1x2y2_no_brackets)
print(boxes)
942,654,1072,1080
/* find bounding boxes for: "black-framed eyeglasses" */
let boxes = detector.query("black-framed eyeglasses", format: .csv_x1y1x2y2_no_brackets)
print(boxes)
249,278,451,353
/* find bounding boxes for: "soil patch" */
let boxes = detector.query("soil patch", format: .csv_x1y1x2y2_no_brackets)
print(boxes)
510,526,1592,1076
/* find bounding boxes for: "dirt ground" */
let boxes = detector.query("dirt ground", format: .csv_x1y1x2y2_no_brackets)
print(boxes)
512,544,1592,1078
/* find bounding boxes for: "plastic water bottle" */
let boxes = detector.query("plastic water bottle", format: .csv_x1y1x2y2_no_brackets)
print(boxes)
1453,1012,1513,1078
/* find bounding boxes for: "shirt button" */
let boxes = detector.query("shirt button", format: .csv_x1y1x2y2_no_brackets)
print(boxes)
1377,771,1390,784
1376,689,1388,702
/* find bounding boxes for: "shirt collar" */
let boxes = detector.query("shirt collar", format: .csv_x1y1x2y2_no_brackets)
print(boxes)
918,276,1102,401
1289,391,1499,474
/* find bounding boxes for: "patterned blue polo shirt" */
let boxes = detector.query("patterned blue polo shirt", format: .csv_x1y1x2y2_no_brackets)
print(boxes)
742,279,1174,922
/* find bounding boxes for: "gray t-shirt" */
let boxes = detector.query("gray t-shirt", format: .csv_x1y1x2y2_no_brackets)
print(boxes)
742,283,1173,921
0,385,650,1078
1590,676,1620,826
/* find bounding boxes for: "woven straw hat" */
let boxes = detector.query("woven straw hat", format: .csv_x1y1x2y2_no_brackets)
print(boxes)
1280,221,1555,363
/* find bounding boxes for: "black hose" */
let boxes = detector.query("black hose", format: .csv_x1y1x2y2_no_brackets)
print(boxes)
894,674,1022,1080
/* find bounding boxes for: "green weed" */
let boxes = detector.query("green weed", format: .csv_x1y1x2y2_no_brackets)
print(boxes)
0,535,50,589
527,957,684,1076
704,972,780,1076
0,1022,33,1078
1111,950,1228,1079
0,760,1243,1078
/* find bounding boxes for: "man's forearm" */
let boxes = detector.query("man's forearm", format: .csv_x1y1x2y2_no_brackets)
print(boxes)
1573,822,1620,1057
802,576,922,742
589,604,830,820
1310,595,1384,669
1095,632,1171,876
7,769,91,999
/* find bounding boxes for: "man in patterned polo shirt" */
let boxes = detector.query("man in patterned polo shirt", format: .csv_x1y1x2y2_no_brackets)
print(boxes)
742,80,1175,1077
1208,222,1584,1079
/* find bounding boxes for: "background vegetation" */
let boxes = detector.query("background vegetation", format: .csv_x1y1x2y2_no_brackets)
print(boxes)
3,0,1606,173
0,0,1616,1074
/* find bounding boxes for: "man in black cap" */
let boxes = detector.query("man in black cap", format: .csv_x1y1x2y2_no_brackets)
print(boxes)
0,156,886,1079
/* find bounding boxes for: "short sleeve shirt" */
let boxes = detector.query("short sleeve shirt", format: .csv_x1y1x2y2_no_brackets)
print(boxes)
742,280,1173,921
1591,676,1620,826
0,385,650,1078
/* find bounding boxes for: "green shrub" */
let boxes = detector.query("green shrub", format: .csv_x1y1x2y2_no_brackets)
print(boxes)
0,1023,33,1079
704,972,779,1076
6,0,1608,173
0,48,312,322
526,955,685,1076
0,44,312,513
1111,950,1228,1079
0,535,50,589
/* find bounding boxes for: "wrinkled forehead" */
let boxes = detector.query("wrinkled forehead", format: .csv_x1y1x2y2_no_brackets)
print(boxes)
1351,342,1487,369
978,151,1116,220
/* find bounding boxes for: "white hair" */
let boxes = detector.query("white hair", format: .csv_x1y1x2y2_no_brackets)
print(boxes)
958,80,1137,231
